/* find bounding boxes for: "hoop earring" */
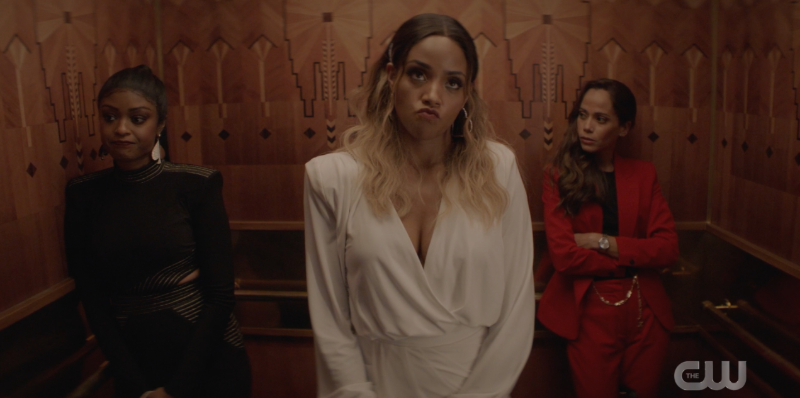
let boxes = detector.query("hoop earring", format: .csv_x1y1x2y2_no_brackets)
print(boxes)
151,135,162,164
464,108,473,135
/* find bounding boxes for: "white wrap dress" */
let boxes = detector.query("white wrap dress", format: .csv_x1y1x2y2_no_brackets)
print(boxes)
304,142,535,398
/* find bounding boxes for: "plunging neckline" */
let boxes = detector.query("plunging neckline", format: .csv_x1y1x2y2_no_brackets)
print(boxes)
391,200,444,270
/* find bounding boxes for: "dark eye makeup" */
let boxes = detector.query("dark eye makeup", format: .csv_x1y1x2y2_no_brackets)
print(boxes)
406,67,426,81
446,77,463,90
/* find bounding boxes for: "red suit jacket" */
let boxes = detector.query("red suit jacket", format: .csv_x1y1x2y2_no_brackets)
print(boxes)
537,155,678,340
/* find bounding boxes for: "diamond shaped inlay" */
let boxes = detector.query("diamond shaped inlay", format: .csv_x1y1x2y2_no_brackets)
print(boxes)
648,132,659,143
90,149,97,160
687,134,698,144
60,156,69,169
721,138,728,148
259,128,271,140
26,163,36,177
181,132,192,142
519,129,531,140
795,153,800,165
304,128,316,139
218,130,230,140
742,142,749,152
766,147,773,158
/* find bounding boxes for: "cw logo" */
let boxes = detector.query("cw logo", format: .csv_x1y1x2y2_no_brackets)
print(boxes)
674,361,747,391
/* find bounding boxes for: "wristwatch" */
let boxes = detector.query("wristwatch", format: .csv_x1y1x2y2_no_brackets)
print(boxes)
598,234,610,251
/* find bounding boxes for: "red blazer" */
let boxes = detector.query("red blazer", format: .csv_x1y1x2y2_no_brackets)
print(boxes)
537,155,678,340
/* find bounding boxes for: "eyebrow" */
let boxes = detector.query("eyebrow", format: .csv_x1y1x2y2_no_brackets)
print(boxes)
100,104,153,112
579,107,610,116
407,60,466,77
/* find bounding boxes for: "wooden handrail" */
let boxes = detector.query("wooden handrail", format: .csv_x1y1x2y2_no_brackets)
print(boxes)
9,335,101,397
241,327,314,337
65,361,111,398
235,289,308,300
736,299,800,348
0,279,75,331
235,279,306,291
229,220,304,230
696,326,782,398
706,224,800,280
703,300,800,385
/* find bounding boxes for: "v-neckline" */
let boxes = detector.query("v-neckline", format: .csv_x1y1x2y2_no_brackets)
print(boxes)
391,200,444,270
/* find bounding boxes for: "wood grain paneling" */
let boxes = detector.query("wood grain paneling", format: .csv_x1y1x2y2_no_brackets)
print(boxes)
710,0,800,272
157,0,713,225
2,0,798,326
0,0,156,315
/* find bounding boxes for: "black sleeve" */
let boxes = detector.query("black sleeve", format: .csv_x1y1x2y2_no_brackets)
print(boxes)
64,184,149,396
163,171,236,398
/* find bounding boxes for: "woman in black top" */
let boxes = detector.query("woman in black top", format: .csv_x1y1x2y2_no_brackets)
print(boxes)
64,65,251,398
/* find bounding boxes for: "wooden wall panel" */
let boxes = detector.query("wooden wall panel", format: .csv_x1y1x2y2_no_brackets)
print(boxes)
588,0,712,222
0,0,156,315
710,0,800,269
161,0,711,225
5,0,798,320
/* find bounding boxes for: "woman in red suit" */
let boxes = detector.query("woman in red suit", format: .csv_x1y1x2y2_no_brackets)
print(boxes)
538,79,679,398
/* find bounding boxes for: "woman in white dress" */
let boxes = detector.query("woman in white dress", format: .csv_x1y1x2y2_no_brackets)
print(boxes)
304,14,535,398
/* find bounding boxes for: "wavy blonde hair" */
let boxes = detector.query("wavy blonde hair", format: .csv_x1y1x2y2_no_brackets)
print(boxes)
339,14,508,226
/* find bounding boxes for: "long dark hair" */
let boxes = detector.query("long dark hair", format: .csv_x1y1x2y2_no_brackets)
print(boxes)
551,78,636,216
98,65,167,125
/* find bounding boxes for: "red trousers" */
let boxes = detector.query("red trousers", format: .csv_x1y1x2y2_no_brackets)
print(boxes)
568,278,670,398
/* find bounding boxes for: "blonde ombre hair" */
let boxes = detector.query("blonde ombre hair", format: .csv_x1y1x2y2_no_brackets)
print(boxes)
339,14,508,226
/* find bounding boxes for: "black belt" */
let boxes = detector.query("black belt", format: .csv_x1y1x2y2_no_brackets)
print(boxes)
593,267,635,281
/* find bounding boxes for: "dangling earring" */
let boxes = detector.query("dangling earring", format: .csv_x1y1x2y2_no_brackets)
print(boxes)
151,135,162,164
99,144,108,161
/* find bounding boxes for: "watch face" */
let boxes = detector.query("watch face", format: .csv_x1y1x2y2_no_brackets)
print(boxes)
599,236,610,250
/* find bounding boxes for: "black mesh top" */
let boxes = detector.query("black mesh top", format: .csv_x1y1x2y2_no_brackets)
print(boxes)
64,160,236,398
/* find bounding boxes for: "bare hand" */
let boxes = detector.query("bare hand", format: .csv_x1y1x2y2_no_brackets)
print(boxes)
147,388,174,398
574,233,602,250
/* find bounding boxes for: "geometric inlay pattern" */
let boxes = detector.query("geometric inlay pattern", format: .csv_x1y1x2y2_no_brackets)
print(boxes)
218,130,230,140
519,129,531,140
795,152,800,165
722,138,727,148
303,128,316,139
27,163,37,177
90,148,97,160
687,134,698,144
60,156,69,169
182,132,192,142
543,120,553,150
766,146,773,158
742,142,749,152
648,132,659,142
506,0,590,119
259,128,271,140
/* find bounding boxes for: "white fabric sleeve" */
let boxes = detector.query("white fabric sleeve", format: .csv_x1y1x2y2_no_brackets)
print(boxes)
305,161,377,398
453,151,535,398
